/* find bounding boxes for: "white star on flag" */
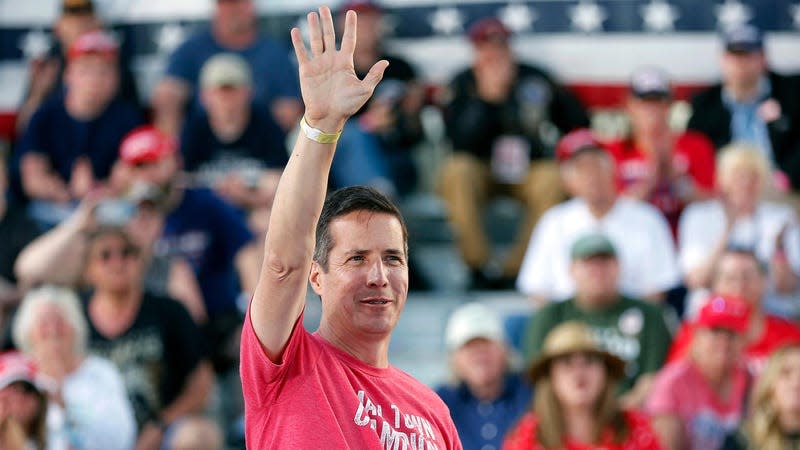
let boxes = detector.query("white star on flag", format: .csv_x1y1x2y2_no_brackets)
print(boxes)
498,2,538,32
155,23,187,54
19,29,52,60
715,0,753,30
569,0,607,33
641,0,680,32
429,7,465,35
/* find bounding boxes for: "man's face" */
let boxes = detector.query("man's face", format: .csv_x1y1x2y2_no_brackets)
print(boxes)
562,150,616,200
84,234,142,293
452,337,507,390
201,85,252,122
30,302,75,358
215,0,256,34
127,155,178,190
474,40,512,67
571,254,620,304
712,252,766,308
720,50,766,89
310,211,409,339
692,326,744,376
355,10,382,50
626,96,671,136
65,55,119,110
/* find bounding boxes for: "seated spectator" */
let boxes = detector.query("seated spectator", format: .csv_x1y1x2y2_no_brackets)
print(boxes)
152,0,301,135
439,17,590,289
81,227,214,449
517,129,680,303
181,53,286,234
13,30,143,228
163,415,223,450
666,248,800,375
678,144,800,317
687,24,800,191
503,321,662,449
328,0,425,196
606,67,716,234
722,342,800,449
523,232,673,407
0,352,47,450
647,295,751,450
11,285,136,450
436,303,532,450
13,192,205,324
16,0,140,134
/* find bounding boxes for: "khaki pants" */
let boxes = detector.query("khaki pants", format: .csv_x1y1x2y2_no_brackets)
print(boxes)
437,153,564,277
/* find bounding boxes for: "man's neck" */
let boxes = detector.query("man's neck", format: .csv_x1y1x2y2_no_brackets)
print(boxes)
65,94,105,121
726,79,763,103
317,322,390,368
575,293,618,311
210,110,250,143
585,196,615,219
89,288,142,337
694,358,732,396
564,406,596,444
467,377,504,402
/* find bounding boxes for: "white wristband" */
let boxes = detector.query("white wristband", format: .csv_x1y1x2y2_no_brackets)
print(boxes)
300,117,342,144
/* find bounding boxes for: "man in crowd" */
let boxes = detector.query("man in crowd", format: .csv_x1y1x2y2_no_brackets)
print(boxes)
516,129,680,304
523,232,673,407
240,7,462,447
688,24,800,191
438,17,589,289
153,0,301,135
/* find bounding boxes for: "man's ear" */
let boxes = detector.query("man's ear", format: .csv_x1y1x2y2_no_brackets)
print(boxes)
309,261,323,296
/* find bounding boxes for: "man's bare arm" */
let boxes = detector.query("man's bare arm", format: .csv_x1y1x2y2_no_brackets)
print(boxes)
249,7,387,362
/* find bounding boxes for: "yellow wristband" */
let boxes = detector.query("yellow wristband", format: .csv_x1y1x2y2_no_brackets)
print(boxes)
300,117,342,144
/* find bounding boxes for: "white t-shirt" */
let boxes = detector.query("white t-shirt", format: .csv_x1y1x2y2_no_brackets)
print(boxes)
46,355,137,450
516,197,680,300
678,199,800,318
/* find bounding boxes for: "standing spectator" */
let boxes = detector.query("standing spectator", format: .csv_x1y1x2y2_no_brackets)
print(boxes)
647,295,751,450
722,343,800,449
666,248,800,375
0,352,47,450
606,67,716,233
678,144,800,317
11,285,136,450
687,24,800,191
517,129,680,304
152,0,301,135
436,303,532,450
13,30,143,227
523,232,673,406
439,17,590,288
503,321,662,450
82,227,214,450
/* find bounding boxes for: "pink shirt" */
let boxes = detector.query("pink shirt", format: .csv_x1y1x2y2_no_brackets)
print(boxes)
645,359,749,450
240,310,463,449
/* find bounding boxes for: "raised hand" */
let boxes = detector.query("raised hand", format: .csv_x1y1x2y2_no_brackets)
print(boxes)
290,7,388,134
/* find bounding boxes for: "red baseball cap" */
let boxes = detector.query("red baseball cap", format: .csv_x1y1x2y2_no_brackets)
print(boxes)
468,17,511,44
695,294,751,334
119,126,177,165
67,30,118,62
555,128,603,162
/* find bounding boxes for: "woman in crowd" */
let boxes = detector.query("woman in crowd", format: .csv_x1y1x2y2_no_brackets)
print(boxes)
722,343,800,449
503,321,662,449
12,284,136,450
0,352,47,450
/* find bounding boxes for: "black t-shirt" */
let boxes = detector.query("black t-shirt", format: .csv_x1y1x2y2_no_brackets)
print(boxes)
84,292,207,426
0,207,40,283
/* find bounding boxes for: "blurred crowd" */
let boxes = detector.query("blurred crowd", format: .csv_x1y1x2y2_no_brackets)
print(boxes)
0,0,799,449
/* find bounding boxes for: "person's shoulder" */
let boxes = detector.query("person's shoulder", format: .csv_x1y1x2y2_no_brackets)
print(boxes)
655,358,694,384
690,83,724,106
173,28,214,52
757,200,795,218
675,130,715,149
615,197,667,222
618,295,664,318
391,367,447,403
517,63,554,82
765,315,800,337
141,291,192,318
81,354,123,378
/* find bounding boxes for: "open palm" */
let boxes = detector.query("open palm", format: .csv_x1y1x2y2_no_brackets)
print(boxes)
291,7,388,133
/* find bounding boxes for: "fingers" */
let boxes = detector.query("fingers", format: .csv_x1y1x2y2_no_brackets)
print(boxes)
340,10,357,55
319,6,336,52
290,28,309,64
362,60,390,94
307,11,323,56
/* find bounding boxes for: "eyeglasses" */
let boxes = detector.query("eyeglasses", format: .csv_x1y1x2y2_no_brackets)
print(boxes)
94,245,139,262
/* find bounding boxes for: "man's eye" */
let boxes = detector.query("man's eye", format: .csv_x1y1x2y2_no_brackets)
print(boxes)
349,255,364,262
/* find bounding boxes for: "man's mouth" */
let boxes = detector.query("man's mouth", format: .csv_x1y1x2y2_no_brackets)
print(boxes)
361,297,391,305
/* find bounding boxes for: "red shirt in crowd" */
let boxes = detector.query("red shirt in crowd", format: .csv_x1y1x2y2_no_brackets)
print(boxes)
502,410,662,450
240,309,463,449
605,132,716,234
666,315,800,375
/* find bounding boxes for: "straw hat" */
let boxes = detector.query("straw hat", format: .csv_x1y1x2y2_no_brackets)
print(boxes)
527,321,626,382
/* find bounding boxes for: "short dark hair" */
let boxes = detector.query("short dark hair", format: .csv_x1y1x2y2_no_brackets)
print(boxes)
713,245,768,282
313,186,408,271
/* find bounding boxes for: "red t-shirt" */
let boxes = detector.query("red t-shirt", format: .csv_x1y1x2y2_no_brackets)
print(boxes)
240,310,463,449
502,410,662,450
605,132,715,233
666,315,800,375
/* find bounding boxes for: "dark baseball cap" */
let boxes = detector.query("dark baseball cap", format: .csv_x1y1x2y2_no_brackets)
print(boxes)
468,17,511,44
571,232,617,260
630,67,671,100
555,128,604,162
722,24,763,53
62,0,94,14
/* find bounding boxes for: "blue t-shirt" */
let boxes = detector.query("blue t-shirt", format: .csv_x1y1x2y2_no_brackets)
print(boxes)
15,95,143,183
165,29,300,110
436,374,532,450
180,105,288,183
155,188,254,316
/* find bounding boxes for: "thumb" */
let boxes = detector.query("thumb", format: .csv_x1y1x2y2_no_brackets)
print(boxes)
361,60,390,96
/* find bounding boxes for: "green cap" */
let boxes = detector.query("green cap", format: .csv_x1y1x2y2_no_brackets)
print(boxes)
571,232,617,260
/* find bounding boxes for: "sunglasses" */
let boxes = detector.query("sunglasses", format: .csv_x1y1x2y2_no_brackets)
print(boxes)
94,245,139,261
